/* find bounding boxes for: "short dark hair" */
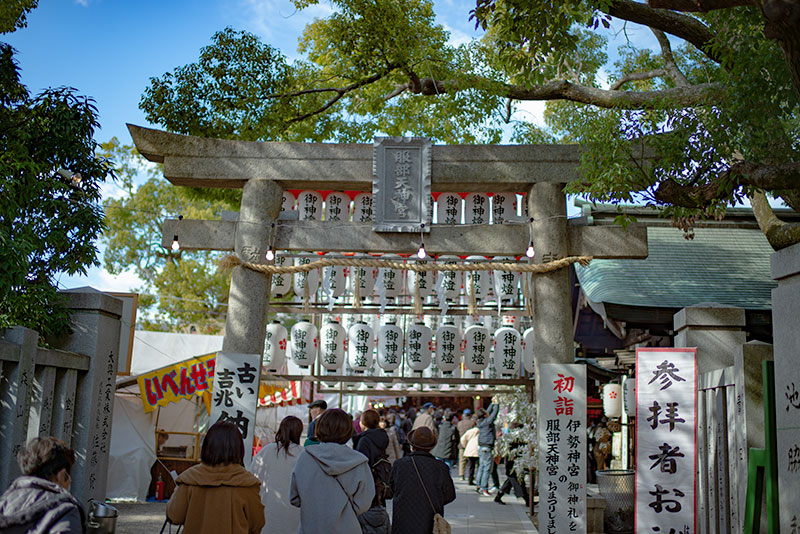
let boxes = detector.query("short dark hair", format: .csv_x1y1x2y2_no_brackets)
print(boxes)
201,421,245,466
315,409,353,444
276,416,303,454
18,437,75,480
361,409,380,429
309,400,327,410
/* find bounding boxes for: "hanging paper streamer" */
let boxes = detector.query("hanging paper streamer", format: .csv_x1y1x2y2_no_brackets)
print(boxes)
435,321,462,374
290,319,318,368
353,193,373,222
436,193,462,224
347,321,374,372
264,320,287,372
493,325,521,377
350,253,377,304
281,191,296,213
297,190,322,221
319,320,346,371
465,193,489,224
522,326,535,374
492,193,517,224
324,191,350,222
406,322,433,374
377,321,403,372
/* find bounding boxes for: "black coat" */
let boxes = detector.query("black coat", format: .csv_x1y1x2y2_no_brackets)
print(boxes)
356,428,389,466
430,422,459,460
389,451,456,534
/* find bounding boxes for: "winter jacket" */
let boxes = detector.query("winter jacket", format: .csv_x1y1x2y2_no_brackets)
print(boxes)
249,442,302,534
357,505,391,534
384,427,402,464
430,421,459,461
290,442,375,534
460,427,480,458
477,403,499,447
0,476,85,534
411,412,435,432
166,463,264,534
356,428,389,466
456,417,475,437
389,452,455,534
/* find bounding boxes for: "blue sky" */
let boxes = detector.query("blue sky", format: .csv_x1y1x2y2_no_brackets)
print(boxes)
6,0,659,295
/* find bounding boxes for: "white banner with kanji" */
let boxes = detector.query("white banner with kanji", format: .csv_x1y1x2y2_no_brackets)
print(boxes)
539,363,587,534
210,352,261,466
636,348,696,534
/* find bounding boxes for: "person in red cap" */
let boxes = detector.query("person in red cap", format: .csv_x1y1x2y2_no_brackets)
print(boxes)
389,427,455,533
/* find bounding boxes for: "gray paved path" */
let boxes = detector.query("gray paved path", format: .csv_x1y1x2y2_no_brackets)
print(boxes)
113,476,537,533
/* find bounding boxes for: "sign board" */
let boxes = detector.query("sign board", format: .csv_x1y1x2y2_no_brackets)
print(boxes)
210,352,261,465
372,136,431,233
636,348,696,534
137,353,216,413
539,363,587,533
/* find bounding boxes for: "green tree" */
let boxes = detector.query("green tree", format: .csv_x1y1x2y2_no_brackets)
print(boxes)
99,139,233,333
0,40,114,337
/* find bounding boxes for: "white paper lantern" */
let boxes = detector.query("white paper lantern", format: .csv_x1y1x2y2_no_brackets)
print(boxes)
435,322,461,374
290,320,318,368
603,383,623,418
493,326,521,377
407,260,435,299
522,326,535,374
281,191,296,213
436,193,462,225
353,193,373,222
271,255,292,297
264,320,287,371
348,321,374,372
349,253,377,298
405,322,433,373
319,320,346,371
377,322,403,371
325,191,350,222
465,193,489,224
322,253,347,298
492,193,517,224
493,257,520,303
623,376,636,417
463,324,490,375
436,255,462,300
377,254,403,299
465,255,490,302
297,190,322,221
293,256,320,298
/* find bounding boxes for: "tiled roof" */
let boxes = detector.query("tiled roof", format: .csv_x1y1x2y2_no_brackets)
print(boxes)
575,226,776,310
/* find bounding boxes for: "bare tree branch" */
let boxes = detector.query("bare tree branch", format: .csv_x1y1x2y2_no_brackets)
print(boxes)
749,189,800,250
648,0,758,10
610,68,667,90
652,29,691,86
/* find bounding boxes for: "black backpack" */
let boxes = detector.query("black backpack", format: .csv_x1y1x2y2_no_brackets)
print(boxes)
371,454,393,503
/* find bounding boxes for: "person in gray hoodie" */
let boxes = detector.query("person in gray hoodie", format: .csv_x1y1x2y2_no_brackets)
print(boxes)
290,409,375,534
0,436,85,534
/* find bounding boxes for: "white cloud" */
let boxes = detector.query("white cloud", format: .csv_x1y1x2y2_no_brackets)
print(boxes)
443,23,473,48
74,0,89,6
59,265,143,294
511,100,547,128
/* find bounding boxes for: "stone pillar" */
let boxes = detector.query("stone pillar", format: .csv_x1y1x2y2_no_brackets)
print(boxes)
771,242,800,531
673,304,746,374
54,288,122,504
222,179,283,355
528,182,573,366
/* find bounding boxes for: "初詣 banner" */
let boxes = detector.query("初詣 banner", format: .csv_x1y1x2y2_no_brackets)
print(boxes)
636,348,697,533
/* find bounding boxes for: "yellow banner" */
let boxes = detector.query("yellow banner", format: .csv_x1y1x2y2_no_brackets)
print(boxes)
137,353,216,413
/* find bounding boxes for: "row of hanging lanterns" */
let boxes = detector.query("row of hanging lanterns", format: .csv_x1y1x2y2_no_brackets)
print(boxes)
284,190,527,224
264,319,535,377
272,253,521,302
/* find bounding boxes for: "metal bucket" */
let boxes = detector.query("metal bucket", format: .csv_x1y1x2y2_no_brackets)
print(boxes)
596,469,634,534
87,500,119,534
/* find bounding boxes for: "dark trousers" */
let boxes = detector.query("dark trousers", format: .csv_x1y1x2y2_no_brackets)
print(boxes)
465,457,477,483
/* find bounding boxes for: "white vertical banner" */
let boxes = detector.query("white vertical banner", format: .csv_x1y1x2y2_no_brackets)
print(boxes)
210,352,261,466
636,348,697,534
539,363,587,534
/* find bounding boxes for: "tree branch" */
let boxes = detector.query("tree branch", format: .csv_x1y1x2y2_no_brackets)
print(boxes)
607,0,723,63
749,189,800,250
648,0,758,10
610,68,667,90
652,29,691,86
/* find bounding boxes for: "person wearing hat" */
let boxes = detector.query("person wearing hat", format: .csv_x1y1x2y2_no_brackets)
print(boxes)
456,410,476,479
389,427,456,534
304,399,328,446
411,402,436,432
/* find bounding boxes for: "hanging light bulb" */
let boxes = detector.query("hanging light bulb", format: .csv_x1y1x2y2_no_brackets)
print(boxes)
526,241,535,258
171,235,180,251
417,222,426,259
265,246,275,261
417,243,427,259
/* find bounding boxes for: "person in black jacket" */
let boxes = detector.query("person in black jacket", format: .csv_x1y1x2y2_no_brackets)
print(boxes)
356,409,390,466
389,427,456,534
475,399,499,496
430,411,460,470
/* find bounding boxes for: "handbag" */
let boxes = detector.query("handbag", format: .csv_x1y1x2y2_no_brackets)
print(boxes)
159,519,182,534
410,458,452,534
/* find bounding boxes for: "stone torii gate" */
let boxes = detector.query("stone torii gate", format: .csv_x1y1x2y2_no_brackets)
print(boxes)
128,123,647,382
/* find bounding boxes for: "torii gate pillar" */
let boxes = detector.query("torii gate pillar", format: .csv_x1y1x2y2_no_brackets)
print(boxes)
221,179,282,354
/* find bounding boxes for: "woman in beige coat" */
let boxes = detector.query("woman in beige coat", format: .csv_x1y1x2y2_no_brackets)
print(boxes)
460,426,480,486
167,421,264,534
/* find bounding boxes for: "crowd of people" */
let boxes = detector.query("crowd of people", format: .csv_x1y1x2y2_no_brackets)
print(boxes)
0,397,527,534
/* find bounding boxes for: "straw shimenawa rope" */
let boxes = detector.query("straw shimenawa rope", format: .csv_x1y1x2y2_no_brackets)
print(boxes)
219,254,592,275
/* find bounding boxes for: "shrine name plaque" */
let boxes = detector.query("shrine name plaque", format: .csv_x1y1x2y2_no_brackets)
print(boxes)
372,136,432,233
